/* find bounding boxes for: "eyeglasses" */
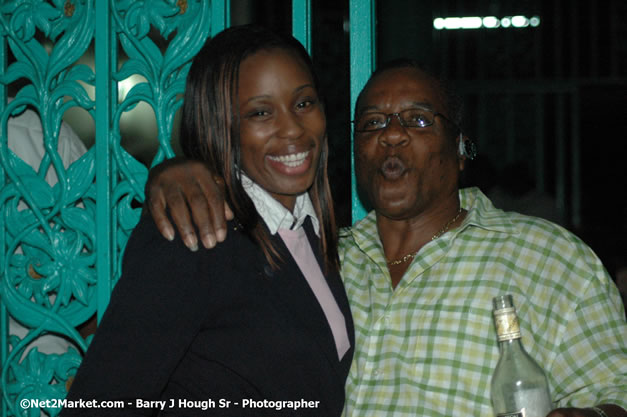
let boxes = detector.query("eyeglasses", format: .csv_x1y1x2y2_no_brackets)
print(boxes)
352,108,458,133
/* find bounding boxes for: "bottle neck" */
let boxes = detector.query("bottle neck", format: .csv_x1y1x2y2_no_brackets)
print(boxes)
498,336,525,354
494,306,521,343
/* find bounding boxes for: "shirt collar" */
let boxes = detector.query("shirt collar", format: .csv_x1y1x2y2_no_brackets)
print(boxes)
348,187,518,252
458,187,517,236
240,172,320,236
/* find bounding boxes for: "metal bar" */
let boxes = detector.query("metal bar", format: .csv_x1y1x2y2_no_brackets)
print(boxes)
554,0,563,78
0,305,4,417
211,0,230,36
590,1,598,77
0,27,6,417
534,5,544,194
571,2,579,78
535,94,545,193
95,0,113,319
349,0,376,222
610,0,618,76
555,93,566,225
571,91,581,228
292,0,312,53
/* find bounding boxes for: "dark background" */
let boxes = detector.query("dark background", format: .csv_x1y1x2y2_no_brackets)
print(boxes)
11,1,622,296
233,0,627,295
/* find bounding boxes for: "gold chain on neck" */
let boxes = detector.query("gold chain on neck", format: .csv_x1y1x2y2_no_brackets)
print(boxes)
386,207,463,266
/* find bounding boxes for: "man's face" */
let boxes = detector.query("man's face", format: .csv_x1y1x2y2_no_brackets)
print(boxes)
354,67,464,220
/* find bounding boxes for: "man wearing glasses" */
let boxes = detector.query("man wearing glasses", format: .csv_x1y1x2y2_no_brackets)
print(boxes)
145,60,627,417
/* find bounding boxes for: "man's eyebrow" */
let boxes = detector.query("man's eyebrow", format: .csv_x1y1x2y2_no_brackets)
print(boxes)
357,101,435,115
411,102,435,111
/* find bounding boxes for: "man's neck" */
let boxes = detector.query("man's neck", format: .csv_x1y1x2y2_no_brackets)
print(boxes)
375,194,463,289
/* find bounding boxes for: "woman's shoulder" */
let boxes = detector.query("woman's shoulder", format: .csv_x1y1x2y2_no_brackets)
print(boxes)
113,215,264,306
124,214,255,268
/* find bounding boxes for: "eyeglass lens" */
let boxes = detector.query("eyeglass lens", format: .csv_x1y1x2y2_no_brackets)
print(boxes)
355,108,435,131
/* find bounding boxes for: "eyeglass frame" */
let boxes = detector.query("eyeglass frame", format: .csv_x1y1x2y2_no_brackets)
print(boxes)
352,107,477,160
351,107,461,134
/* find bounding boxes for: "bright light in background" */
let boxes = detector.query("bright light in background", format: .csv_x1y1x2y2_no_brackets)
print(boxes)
511,15,529,27
434,17,483,30
462,17,482,29
434,15,541,30
482,16,500,28
433,18,446,30
118,74,145,102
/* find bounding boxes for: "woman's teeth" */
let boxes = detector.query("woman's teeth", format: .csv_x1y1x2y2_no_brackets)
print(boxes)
268,151,309,167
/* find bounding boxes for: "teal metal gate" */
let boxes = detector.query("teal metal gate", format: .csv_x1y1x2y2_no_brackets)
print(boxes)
0,1,374,415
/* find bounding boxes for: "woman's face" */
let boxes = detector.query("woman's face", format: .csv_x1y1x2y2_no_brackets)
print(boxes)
238,48,325,211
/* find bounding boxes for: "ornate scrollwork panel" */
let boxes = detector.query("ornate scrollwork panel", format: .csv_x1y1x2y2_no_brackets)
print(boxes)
1,1,211,415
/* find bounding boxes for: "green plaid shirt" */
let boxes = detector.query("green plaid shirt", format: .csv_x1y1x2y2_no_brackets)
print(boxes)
340,187,627,417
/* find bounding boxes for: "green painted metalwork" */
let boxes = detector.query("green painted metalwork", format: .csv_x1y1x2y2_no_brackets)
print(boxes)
0,1,376,415
94,0,112,325
0,0,213,415
0,2,96,415
349,0,376,222
292,0,311,53
211,0,230,36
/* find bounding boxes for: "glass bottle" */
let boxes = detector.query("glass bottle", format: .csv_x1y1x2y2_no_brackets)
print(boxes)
490,294,552,417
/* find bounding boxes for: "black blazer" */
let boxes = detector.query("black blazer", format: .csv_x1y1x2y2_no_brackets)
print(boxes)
62,214,354,416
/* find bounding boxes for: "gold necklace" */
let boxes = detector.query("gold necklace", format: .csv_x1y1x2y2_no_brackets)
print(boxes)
386,207,463,266
430,206,463,241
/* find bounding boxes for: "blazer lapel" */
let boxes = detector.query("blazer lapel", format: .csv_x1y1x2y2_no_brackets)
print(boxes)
302,220,355,369
256,228,350,378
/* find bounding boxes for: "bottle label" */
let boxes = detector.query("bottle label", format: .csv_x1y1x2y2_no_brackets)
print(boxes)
493,307,521,341
496,411,524,417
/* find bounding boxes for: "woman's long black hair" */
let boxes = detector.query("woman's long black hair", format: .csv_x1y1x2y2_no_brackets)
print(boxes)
179,24,339,271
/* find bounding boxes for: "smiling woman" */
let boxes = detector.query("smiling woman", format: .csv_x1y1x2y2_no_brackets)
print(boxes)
60,25,354,417
238,48,324,211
